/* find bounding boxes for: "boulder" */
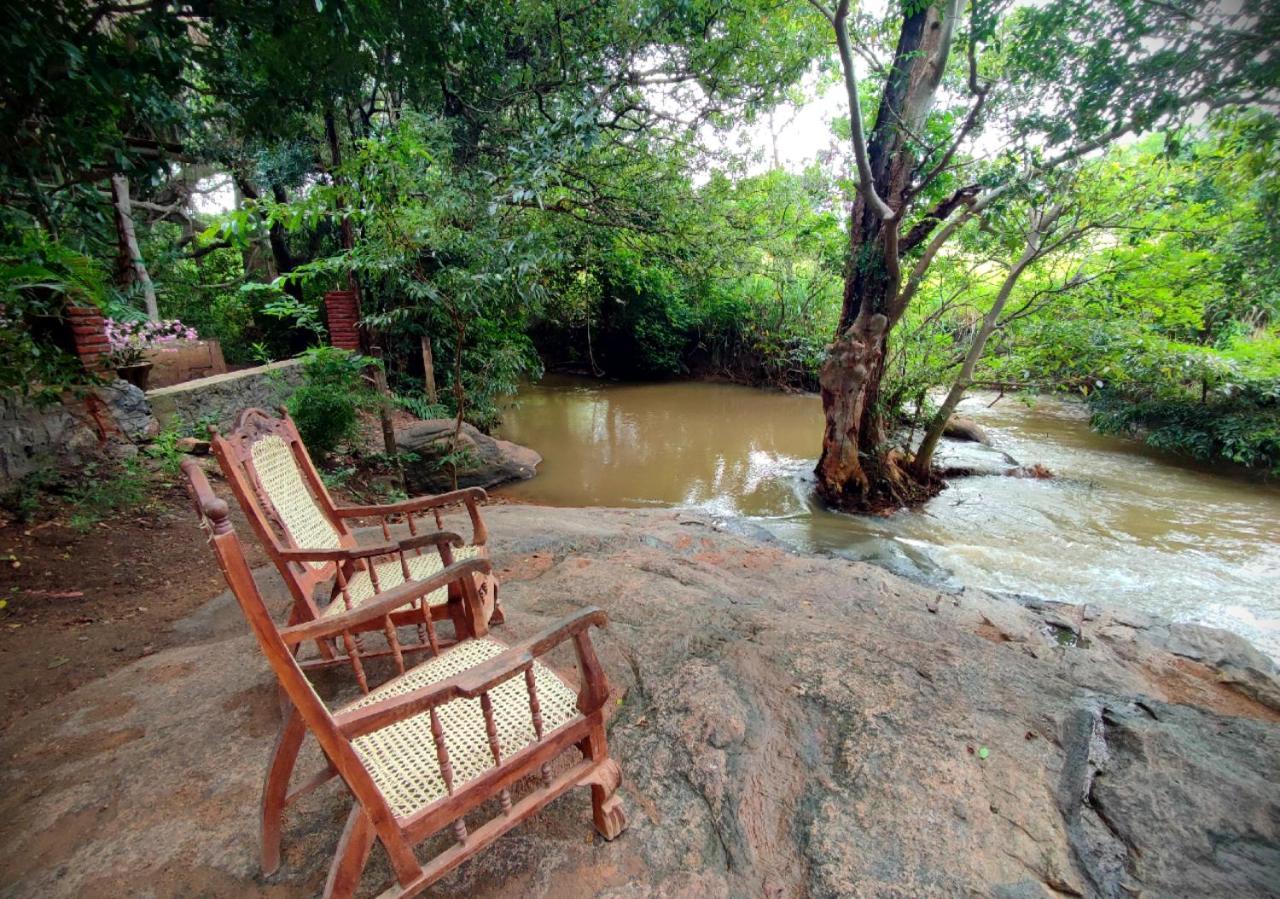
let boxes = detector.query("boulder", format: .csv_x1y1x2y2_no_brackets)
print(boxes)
943,414,992,444
2,505,1277,898
396,418,541,493
933,437,1023,477
0,380,158,485
173,437,210,455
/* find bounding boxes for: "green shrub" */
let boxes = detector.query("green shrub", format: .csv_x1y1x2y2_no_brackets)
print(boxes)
287,346,376,458
67,457,151,531
0,232,111,402
1091,386,1280,474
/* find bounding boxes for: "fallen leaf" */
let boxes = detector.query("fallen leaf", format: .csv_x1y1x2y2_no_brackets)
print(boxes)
47,657,70,669
977,746,990,760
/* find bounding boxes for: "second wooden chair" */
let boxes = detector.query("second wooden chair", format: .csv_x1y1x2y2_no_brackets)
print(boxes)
210,407,502,690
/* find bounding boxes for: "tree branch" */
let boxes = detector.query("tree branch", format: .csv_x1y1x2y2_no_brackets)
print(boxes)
831,0,893,221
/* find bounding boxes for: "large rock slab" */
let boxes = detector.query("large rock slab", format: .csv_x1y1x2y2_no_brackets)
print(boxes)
1,505,1277,898
397,419,540,493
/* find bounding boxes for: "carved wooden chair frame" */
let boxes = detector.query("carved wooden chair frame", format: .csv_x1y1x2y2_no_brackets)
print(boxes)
210,407,501,688
184,459,626,898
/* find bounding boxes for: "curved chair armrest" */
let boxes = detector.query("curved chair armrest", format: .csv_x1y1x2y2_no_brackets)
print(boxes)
333,488,489,546
397,531,464,553
277,532,460,565
277,543,400,563
280,558,495,646
333,487,488,518
336,607,610,739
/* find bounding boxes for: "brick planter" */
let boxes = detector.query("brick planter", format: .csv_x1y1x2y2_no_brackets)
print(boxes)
65,305,111,372
324,290,361,351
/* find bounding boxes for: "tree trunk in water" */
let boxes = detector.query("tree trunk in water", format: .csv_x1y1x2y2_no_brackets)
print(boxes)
816,4,954,511
110,173,160,321
911,210,1055,479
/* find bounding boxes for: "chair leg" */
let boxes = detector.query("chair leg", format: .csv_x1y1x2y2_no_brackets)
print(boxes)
578,727,627,841
262,706,307,875
324,805,376,899
485,574,505,626
446,595,470,642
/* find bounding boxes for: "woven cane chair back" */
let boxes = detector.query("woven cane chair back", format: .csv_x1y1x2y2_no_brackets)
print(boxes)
248,433,343,568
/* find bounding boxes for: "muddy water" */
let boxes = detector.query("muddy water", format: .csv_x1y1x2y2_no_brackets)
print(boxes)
496,375,1280,657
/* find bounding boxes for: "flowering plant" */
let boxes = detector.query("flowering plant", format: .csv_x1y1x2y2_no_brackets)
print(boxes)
104,318,198,367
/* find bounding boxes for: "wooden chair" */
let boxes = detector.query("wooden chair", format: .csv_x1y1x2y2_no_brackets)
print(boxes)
210,407,503,690
183,459,626,898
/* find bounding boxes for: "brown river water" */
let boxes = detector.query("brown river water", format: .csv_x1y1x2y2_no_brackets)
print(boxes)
495,375,1280,658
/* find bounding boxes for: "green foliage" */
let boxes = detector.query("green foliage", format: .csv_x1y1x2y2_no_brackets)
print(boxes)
0,1,191,235
0,468,63,523
66,458,151,532
144,423,194,476
893,126,1280,474
535,167,843,386
258,290,327,343
286,346,376,458
394,392,448,421
0,231,110,400
144,227,262,364
1091,390,1280,474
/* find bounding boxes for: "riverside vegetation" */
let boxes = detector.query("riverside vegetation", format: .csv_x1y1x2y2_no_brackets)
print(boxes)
1,4,1279,896
1,0,1277,508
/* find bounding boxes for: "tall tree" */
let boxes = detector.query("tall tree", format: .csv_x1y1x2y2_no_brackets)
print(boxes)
809,0,1280,511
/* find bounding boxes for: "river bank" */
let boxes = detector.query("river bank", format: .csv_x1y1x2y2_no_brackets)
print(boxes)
1,503,1277,897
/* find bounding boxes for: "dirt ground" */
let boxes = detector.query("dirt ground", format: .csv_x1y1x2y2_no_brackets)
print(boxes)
0,443,529,730
0,477,267,727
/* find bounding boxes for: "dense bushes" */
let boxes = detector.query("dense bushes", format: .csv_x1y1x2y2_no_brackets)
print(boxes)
0,233,111,401
1087,335,1280,473
286,347,376,458
533,168,842,388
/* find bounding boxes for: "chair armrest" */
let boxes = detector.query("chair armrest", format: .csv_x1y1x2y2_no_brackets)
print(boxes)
335,607,610,739
396,531,463,553
333,487,488,518
277,532,460,564
277,543,399,563
333,488,489,546
280,557,494,646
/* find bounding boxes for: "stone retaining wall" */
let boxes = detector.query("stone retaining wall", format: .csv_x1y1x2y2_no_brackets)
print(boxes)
1,359,303,487
0,381,156,484
147,358,302,432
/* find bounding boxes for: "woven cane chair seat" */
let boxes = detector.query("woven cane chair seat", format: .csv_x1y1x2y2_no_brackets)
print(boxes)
346,637,581,818
250,435,342,569
326,545,484,618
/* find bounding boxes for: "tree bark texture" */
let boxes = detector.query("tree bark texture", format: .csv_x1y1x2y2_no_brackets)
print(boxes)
910,219,1047,479
816,3,956,511
110,173,160,321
